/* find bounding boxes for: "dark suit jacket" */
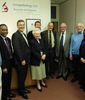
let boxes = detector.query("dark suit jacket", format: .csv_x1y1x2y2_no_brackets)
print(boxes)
79,37,85,59
27,31,34,43
41,30,57,55
0,36,12,69
12,30,30,64
29,38,46,66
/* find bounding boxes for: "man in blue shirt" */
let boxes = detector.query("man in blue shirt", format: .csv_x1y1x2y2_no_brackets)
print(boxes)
70,23,84,82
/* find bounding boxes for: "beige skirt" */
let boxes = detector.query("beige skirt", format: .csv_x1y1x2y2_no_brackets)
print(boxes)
31,62,46,80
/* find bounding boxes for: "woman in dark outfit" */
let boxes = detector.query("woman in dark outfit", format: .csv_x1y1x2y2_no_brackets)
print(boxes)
30,28,47,91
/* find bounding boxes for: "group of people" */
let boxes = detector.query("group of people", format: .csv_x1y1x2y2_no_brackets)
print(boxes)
0,20,85,100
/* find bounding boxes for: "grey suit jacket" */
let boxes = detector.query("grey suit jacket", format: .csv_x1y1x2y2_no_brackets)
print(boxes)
57,31,72,58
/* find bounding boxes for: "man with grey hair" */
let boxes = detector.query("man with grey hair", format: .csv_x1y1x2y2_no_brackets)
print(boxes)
56,23,72,80
70,23,84,82
41,22,57,78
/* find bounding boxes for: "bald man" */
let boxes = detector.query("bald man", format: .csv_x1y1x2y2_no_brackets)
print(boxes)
56,23,72,80
70,23,84,82
41,22,57,78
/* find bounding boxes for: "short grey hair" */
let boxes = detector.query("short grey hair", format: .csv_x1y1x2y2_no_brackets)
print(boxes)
32,28,41,35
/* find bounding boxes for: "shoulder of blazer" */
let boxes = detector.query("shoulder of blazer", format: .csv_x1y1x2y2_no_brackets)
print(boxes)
0,36,3,41
53,31,57,36
30,38,38,45
13,30,24,39
27,31,32,36
66,31,72,39
0,36,5,44
57,32,61,38
42,30,48,34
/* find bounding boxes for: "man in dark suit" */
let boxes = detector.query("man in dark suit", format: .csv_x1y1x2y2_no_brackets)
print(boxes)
27,21,41,42
12,20,31,99
41,22,57,78
56,23,72,80
0,24,15,100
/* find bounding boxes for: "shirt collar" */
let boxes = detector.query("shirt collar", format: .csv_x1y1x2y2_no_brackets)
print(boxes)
77,31,83,34
0,34,6,40
61,30,66,35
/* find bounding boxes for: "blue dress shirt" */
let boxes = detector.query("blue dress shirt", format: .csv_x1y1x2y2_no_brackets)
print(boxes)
70,32,84,56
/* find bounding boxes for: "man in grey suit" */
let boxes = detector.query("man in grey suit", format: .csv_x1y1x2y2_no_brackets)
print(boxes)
56,23,72,80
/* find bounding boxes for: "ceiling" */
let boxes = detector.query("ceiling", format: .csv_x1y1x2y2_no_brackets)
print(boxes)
51,0,68,4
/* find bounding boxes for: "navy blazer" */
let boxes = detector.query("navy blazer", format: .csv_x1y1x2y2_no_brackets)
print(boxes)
12,30,31,64
41,30,57,54
30,38,46,66
0,36,12,69
27,31,34,43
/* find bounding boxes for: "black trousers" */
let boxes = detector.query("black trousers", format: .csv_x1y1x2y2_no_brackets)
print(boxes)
45,48,56,76
2,67,12,100
15,63,28,93
72,55,80,80
79,62,85,86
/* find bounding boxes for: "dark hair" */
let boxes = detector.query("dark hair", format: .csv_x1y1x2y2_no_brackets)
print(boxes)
34,21,41,26
0,24,7,27
17,20,25,25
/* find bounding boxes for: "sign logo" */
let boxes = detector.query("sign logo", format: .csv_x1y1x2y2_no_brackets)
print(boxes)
2,2,8,12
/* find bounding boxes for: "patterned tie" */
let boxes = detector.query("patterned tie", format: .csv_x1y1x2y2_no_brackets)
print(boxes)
5,38,12,58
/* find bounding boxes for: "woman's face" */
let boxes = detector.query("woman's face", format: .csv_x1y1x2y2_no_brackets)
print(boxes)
33,32,41,40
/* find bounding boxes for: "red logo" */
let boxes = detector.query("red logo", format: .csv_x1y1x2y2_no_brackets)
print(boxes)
2,2,8,12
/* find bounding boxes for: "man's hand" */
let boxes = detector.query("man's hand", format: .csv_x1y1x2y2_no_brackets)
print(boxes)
41,54,46,60
21,60,26,66
3,68,8,73
69,56,73,60
81,58,85,63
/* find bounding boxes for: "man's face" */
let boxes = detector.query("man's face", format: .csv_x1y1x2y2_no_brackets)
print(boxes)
0,25,8,37
35,23,41,29
17,21,25,32
77,24,83,33
48,23,54,31
60,23,67,32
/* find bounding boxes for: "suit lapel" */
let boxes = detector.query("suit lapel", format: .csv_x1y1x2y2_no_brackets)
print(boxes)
33,39,42,51
17,31,29,47
64,31,69,48
58,32,61,49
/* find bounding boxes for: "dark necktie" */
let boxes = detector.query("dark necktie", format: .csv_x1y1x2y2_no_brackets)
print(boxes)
60,32,64,47
5,38,12,57
49,31,52,47
60,32,64,55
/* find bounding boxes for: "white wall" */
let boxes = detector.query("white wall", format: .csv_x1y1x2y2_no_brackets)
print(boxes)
59,0,85,32
59,0,76,32
76,0,85,25
0,0,51,38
